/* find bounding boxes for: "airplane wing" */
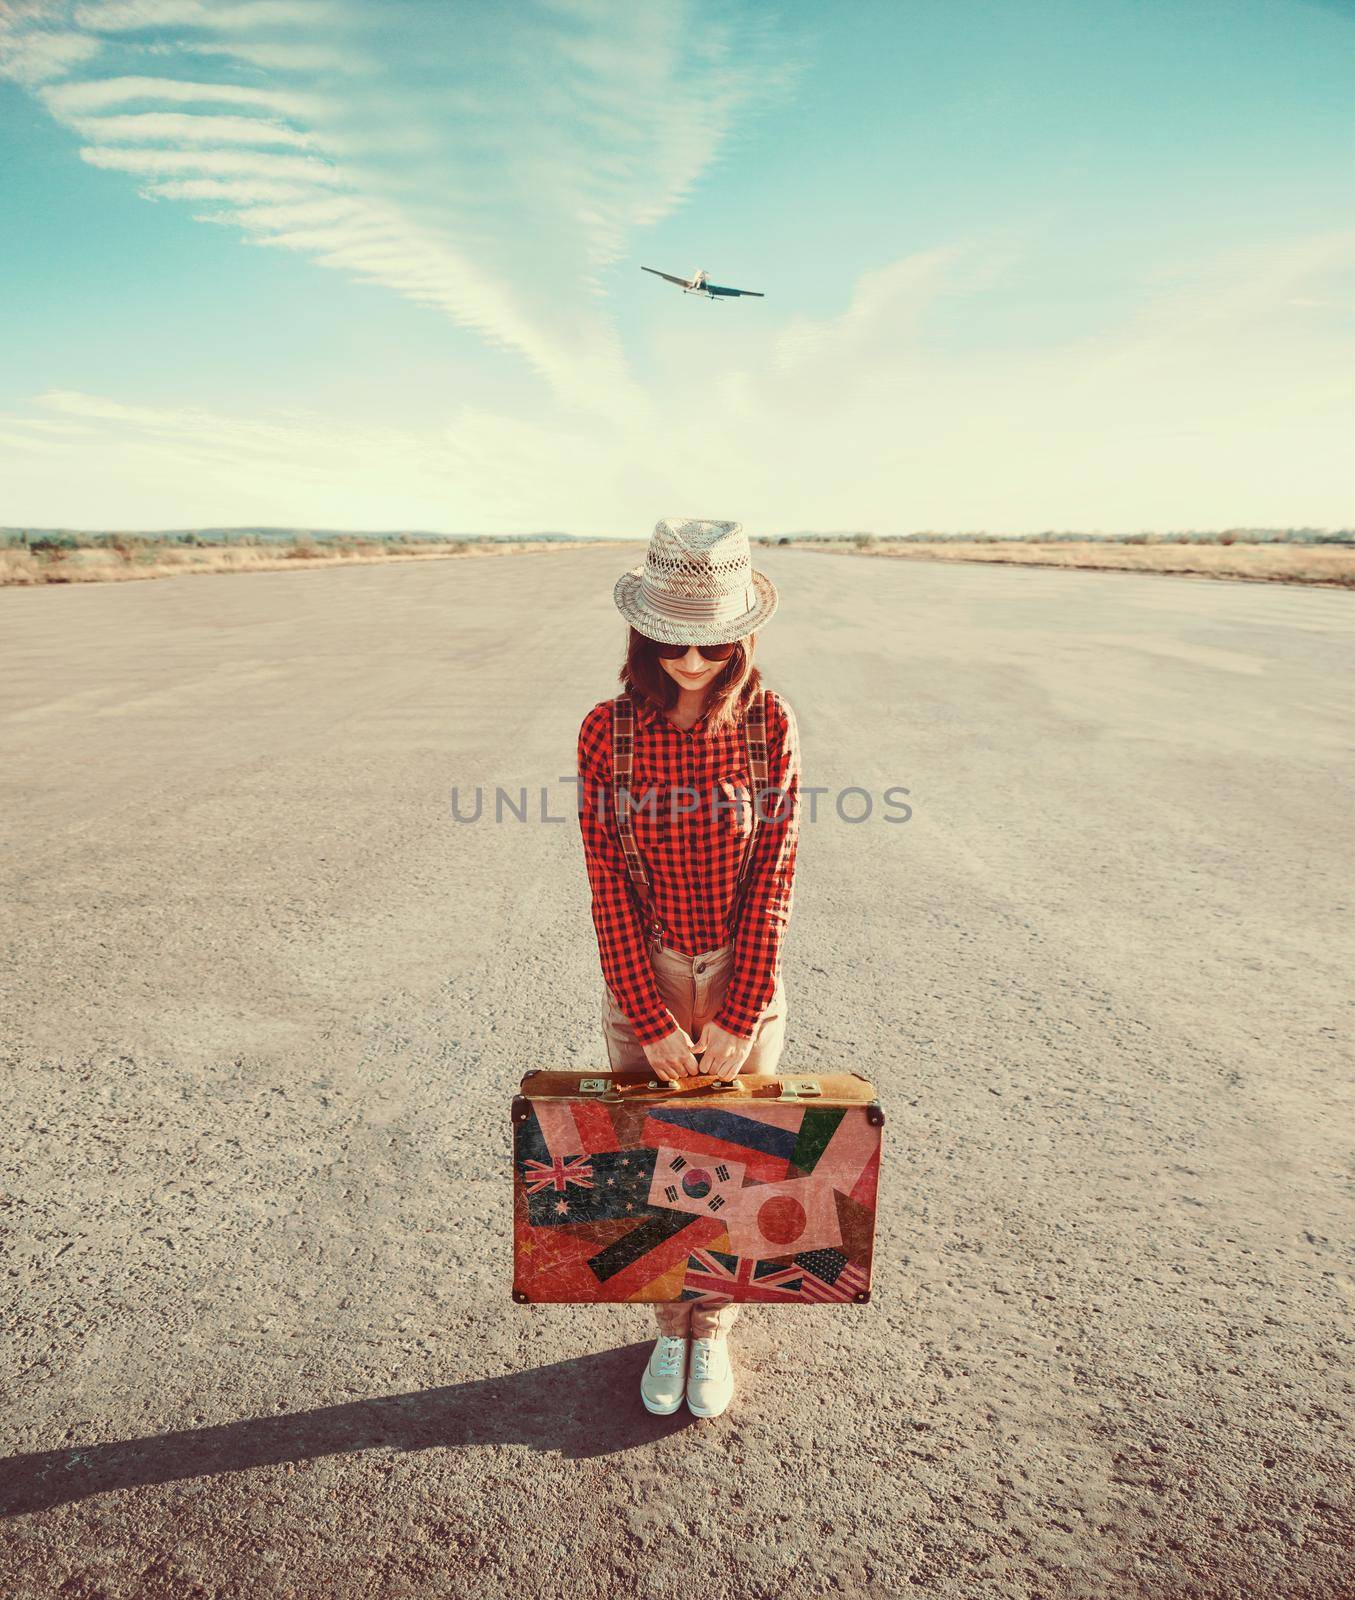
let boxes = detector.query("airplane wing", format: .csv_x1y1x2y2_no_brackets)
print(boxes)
641,266,691,287
706,283,765,298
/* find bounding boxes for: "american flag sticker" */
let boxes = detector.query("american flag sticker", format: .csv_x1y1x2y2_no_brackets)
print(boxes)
794,1248,871,1302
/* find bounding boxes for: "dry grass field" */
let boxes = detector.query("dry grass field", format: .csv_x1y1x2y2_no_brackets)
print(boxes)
0,536,633,586
793,538,1355,586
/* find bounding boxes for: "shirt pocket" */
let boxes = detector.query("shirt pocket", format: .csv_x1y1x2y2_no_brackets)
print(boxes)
712,771,756,845
620,769,672,854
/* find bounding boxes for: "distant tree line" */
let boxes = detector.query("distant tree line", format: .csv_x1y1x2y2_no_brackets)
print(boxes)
6,527,1350,554
754,529,1354,547
0,529,586,554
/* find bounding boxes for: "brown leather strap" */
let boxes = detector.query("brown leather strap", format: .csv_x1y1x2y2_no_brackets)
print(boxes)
726,689,767,938
610,695,657,935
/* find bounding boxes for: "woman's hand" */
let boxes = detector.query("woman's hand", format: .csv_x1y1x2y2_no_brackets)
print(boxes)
692,1020,754,1081
642,1023,702,1082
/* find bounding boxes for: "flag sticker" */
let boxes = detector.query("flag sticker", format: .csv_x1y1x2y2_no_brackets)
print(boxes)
647,1145,747,1217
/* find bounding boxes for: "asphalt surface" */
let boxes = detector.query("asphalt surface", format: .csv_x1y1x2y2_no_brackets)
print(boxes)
1,547,1351,1599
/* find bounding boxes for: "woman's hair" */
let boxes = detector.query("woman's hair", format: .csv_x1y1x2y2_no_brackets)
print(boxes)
620,628,762,734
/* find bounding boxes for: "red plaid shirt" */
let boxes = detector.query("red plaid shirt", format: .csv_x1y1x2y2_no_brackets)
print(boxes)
576,687,801,1046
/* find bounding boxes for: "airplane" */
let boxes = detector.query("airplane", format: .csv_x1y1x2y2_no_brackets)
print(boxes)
641,266,765,300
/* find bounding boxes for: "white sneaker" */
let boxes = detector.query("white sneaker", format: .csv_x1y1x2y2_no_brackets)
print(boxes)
640,1335,689,1415
685,1336,734,1418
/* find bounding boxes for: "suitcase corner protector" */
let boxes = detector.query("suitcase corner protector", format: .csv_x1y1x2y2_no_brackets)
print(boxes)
511,1095,531,1124
854,1288,871,1304
866,1100,885,1126
512,1287,531,1304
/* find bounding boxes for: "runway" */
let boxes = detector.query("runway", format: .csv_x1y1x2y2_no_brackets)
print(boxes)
1,546,1350,1598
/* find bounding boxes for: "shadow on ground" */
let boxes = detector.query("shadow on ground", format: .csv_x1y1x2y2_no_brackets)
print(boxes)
1,1341,684,1517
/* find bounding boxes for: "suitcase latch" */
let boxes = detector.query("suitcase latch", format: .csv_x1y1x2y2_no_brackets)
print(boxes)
578,1078,611,1095
780,1077,822,1101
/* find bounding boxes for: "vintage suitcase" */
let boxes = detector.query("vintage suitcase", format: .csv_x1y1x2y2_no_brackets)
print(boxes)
511,1070,883,1307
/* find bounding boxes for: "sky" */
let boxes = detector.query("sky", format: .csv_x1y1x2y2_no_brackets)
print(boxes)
0,0,1352,536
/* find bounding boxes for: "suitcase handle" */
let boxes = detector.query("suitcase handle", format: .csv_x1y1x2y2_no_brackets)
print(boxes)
607,1074,821,1100
621,1074,745,1097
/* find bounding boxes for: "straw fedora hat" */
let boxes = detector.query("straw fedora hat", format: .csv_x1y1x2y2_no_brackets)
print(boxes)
613,518,778,646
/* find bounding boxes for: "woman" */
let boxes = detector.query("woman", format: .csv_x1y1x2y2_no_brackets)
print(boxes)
575,517,802,1420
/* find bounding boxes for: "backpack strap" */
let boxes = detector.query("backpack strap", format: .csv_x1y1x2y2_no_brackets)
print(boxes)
611,695,663,939
726,689,768,938
744,687,768,792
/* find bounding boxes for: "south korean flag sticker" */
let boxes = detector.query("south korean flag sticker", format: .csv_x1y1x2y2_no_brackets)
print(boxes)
646,1147,747,1217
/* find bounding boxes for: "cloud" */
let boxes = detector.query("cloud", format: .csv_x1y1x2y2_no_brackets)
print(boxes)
161,37,361,72
1058,227,1355,392
71,109,317,143
3,0,802,421
518,5,801,283
0,9,100,84
0,429,60,452
0,388,614,530
72,1,328,31
0,413,99,436
130,175,316,201
39,71,323,114
78,145,344,182
5,205,1354,541
773,248,965,375
2,0,1351,537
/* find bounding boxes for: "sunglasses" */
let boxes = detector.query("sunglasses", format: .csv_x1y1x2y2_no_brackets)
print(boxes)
653,639,739,661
